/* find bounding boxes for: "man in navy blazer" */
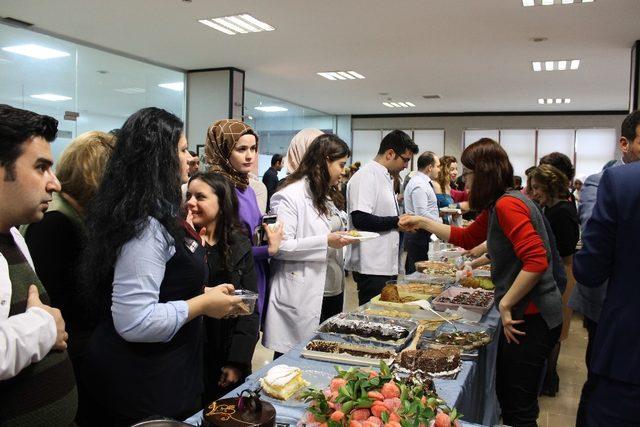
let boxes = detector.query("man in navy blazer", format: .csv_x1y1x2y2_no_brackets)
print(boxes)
573,156,640,426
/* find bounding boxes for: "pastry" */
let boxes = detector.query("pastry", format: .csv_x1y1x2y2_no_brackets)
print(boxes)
398,346,461,376
258,365,309,400
305,340,395,359
434,330,492,350
320,317,410,341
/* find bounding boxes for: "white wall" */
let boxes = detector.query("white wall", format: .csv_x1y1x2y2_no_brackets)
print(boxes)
186,70,231,149
352,114,627,161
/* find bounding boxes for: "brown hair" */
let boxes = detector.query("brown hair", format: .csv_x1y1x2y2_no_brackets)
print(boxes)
436,155,457,192
529,164,569,200
57,131,116,209
282,134,351,215
461,138,514,211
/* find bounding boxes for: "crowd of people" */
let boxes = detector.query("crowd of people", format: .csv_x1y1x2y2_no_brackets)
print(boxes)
1,102,638,427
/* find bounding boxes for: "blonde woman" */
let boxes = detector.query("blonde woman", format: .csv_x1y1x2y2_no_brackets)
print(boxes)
23,131,115,368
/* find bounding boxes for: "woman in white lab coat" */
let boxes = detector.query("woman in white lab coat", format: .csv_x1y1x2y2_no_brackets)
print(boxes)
263,134,355,356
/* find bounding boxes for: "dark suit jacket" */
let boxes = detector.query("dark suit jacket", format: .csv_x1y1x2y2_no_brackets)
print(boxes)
573,161,640,385
262,167,279,211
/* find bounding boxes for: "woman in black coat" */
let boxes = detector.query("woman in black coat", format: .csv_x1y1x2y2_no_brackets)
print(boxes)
186,172,260,402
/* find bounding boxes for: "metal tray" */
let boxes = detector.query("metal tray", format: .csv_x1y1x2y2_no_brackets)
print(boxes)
431,286,494,314
316,312,418,352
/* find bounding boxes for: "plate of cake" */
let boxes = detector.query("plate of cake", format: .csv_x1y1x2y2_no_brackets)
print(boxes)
258,364,332,408
317,313,418,352
396,346,462,378
342,230,380,241
432,287,494,314
414,260,458,278
302,339,396,367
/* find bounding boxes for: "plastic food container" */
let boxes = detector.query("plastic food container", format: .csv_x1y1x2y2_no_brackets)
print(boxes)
431,286,494,315
234,289,258,315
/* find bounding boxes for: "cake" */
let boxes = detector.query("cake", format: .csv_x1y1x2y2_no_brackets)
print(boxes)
436,290,493,307
204,396,275,427
434,330,492,350
398,346,461,376
380,284,402,302
320,317,410,341
414,260,457,277
258,365,309,400
305,339,396,359
459,276,495,291
364,308,412,319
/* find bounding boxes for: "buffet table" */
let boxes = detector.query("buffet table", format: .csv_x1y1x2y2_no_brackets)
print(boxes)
186,305,501,426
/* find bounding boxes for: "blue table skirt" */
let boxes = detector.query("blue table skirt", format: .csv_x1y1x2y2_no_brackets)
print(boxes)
186,308,501,426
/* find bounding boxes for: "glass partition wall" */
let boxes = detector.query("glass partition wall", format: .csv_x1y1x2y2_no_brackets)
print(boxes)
0,22,185,162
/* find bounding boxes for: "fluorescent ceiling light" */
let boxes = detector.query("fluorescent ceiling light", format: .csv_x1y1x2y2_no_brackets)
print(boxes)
546,98,553,104
538,98,545,105
522,0,535,5
115,87,146,94
539,97,571,104
384,101,415,108
30,93,72,102
255,106,287,112
542,0,554,5
524,0,594,6
562,0,575,3
198,14,274,35
158,82,184,91
317,70,365,80
2,44,70,60
564,98,571,103
533,59,580,71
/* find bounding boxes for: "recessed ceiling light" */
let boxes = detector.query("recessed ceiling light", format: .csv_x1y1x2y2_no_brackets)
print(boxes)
383,101,415,108
523,0,594,5
2,44,70,60
532,59,580,71
30,93,72,102
115,87,146,94
539,97,571,104
198,14,274,35
158,82,184,91
317,71,365,81
255,106,287,112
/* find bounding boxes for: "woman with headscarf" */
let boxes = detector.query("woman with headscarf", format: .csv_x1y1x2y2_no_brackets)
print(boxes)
284,128,324,174
205,119,283,319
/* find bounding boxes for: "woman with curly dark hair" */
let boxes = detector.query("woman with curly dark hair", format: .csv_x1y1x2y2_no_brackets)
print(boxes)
262,134,356,356
186,172,259,401
79,108,244,425
401,138,563,426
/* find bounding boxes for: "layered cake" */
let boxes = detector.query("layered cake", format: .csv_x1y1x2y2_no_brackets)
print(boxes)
414,260,457,277
436,290,493,307
398,346,461,376
203,397,275,427
305,339,395,359
258,365,309,400
320,317,410,341
434,330,492,350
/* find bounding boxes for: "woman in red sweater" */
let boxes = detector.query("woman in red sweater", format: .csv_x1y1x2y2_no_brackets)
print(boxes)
401,138,562,427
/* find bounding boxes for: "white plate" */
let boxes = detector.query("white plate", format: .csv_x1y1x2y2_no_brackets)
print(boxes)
342,231,380,241
439,207,461,214
260,369,333,408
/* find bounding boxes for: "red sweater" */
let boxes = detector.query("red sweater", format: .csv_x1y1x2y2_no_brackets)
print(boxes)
449,196,548,314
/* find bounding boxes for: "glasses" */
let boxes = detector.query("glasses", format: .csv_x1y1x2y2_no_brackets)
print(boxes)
394,152,412,164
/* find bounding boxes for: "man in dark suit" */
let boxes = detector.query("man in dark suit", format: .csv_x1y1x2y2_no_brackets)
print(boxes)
262,154,283,212
573,155,640,426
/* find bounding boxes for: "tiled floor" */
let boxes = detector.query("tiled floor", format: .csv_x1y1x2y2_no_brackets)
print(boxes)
252,275,588,426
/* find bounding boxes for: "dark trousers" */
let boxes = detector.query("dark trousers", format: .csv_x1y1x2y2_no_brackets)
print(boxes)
496,314,561,427
320,292,344,323
577,373,640,426
575,317,598,425
404,230,431,275
352,272,396,306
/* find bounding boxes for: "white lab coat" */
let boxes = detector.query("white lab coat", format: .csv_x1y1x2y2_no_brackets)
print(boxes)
0,227,56,380
263,179,342,353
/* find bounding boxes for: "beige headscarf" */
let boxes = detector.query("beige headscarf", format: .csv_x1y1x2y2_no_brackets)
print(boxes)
284,128,324,173
205,119,258,190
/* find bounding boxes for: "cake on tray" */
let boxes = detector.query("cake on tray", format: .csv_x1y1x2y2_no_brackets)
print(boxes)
258,364,309,400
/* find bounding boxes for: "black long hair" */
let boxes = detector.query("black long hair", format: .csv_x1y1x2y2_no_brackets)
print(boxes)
188,172,241,274
82,107,185,314
282,134,351,215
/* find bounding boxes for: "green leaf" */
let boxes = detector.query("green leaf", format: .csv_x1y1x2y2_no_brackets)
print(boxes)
381,412,390,424
369,376,380,387
328,421,342,427
356,397,373,408
342,401,355,414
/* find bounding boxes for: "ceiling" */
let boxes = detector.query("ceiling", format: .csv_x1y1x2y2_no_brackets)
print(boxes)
1,0,639,115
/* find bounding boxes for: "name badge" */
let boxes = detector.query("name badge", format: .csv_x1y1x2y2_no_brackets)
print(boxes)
184,237,199,253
